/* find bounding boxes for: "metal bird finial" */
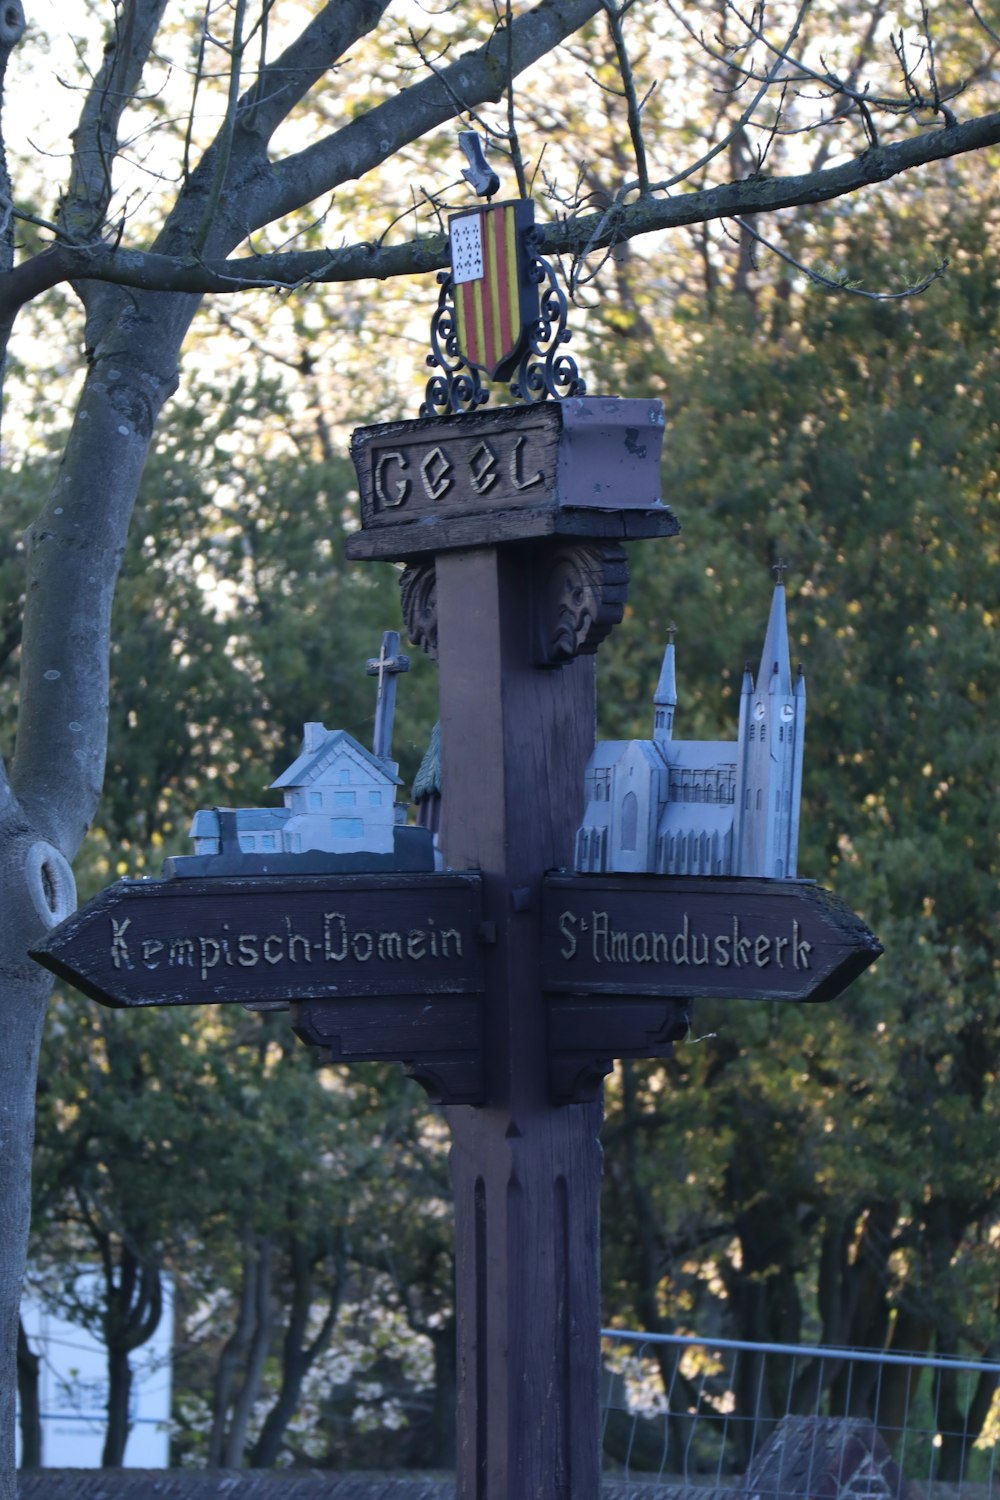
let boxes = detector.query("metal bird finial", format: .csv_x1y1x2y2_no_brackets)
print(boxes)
459,131,500,200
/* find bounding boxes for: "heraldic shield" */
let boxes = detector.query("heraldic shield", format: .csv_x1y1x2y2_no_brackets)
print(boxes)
448,199,539,381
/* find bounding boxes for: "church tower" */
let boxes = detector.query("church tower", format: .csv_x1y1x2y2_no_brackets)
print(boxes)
653,625,677,742
734,574,806,878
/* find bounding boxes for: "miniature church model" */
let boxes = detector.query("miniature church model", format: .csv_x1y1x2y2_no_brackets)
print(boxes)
575,578,805,879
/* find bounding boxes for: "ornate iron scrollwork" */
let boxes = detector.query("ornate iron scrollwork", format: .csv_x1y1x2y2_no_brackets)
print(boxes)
420,235,585,416
420,273,489,420
510,240,586,404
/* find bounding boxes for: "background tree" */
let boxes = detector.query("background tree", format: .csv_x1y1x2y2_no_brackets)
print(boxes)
595,186,999,1477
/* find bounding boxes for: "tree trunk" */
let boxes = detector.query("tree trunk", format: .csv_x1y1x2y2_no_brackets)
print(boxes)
0,285,195,1500
426,1322,457,1470
209,1235,260,1467
16,1318,41,1470
0,834,73,1500
250,1237,342,1469
102,1345,133,1468
223,1236,273,1468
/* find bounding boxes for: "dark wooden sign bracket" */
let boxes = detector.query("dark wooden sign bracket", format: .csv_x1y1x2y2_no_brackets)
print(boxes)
32,393,881,1499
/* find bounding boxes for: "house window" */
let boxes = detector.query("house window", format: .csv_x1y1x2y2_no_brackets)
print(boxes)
241,836,255,851
309,791,322,809
335,790,356,807
332,817,363,839
621,791,639,851
368,791,382,807
261,834,276,851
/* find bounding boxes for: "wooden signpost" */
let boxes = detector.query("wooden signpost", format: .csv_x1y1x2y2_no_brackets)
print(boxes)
31,145,882,1500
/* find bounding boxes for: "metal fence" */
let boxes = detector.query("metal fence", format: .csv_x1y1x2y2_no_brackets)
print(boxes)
601,1330,999,1497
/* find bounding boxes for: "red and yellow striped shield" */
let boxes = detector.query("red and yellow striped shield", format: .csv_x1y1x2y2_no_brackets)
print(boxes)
449,200,537,381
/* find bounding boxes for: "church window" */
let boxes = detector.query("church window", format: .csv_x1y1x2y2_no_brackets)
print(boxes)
749,724,755,742
706,785,715,804
779,726,784,742
621,792,639,851
745,788,751,811
756,789,763,810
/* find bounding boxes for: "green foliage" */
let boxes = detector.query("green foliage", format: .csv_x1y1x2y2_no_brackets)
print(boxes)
598,194,999,1471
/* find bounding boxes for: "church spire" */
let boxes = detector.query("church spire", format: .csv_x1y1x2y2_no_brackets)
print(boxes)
756,564,792,695
653,623,677,742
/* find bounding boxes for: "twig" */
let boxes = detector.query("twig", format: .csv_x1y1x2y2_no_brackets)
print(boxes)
730,214,948,300
601,0,651,196
504,0,529,197
192,0,250,257
649,0,809,196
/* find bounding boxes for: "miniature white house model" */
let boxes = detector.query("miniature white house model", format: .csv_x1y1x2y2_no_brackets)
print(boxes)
174,630,435,874
575,580,805,879
189,724,404,859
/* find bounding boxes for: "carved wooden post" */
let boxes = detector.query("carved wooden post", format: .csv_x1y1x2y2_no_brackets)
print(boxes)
436,544,603,1500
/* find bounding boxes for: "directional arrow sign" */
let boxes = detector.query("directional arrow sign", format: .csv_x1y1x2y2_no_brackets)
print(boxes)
31,872,485,1010
542,874,881,1005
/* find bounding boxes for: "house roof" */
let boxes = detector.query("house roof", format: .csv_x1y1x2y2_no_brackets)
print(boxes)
272,728,401,791
189,807,288,837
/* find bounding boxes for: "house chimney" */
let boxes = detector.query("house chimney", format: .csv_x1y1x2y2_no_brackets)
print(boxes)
302,722,327,753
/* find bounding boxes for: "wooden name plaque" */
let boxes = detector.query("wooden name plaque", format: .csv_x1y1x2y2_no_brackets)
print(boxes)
32,872,485,1010
347,398,680,560
543,874,882,1005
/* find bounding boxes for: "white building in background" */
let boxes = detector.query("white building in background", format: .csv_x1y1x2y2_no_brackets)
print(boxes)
17,1271,172,1468
575,581,806,879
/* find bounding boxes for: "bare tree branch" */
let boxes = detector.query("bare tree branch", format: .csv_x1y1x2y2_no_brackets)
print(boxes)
58,0,172,248
2,104,996,319
257,0,605,235
601,0,651,196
